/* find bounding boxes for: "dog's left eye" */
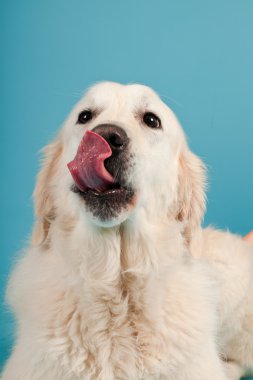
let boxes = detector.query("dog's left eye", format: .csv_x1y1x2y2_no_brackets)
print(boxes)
77,110,93,124
143,112,161,129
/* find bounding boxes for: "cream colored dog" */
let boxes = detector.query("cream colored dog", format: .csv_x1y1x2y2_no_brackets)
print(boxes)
2,82,253,380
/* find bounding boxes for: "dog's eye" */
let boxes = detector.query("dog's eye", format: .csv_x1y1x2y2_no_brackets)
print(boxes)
143,112,161,129
77,110,93,124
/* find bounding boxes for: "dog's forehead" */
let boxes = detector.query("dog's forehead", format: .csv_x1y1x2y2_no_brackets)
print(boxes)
83,82,163,110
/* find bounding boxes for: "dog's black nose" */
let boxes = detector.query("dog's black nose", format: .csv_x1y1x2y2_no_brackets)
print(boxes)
92,124,129,153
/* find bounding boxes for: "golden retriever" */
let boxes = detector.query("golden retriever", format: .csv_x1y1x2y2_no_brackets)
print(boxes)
2,82,253,380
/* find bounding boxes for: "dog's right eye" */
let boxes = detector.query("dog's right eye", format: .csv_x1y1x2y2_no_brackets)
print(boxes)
77,110,93,124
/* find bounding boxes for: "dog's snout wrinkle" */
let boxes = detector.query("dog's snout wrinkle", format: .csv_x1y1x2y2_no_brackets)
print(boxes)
92,124,129,153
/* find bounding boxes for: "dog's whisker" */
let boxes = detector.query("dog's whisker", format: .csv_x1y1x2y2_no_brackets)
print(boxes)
160,93,183,108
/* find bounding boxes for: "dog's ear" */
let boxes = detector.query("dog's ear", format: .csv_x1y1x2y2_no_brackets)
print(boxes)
175,146,207,243
32,137,63,246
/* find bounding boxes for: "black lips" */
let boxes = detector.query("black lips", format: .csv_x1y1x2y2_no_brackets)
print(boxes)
79,186,135,221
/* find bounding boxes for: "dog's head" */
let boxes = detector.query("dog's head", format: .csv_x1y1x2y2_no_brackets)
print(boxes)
32,82,206,245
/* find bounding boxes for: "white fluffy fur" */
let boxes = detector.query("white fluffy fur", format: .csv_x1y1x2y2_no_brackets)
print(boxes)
2,82,253,380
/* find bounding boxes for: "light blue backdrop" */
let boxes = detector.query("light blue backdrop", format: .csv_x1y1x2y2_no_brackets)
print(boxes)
1,0,253,375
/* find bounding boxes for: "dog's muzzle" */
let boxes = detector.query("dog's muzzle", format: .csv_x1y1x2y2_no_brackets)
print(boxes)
69,123,135,222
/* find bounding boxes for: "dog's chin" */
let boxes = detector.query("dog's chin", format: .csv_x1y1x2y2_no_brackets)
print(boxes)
71,184,136,227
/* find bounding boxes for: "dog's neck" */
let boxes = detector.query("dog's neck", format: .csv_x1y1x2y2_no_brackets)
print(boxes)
50,213,187,286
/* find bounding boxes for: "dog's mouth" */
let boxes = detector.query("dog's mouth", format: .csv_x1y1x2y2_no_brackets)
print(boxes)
71,182,132,198
68,130,135,220
70,180,135,222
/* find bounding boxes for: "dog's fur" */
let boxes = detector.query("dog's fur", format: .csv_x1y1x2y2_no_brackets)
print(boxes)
2,82,253,380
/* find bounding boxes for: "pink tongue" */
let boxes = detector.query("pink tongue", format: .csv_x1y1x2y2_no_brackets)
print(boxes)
67,130,114,192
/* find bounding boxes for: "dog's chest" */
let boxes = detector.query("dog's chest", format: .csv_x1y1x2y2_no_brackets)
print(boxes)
42,276,167,379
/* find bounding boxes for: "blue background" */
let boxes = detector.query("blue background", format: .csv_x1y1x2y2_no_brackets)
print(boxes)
1,0,253,376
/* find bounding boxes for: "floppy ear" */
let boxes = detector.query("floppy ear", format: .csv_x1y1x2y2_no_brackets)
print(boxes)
32,137,63,246
175,146,207,243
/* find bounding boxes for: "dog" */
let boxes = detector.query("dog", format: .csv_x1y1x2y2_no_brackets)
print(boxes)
1,82,253,380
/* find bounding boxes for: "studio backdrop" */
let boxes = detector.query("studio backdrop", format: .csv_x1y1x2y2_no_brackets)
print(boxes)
1,0,253,372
